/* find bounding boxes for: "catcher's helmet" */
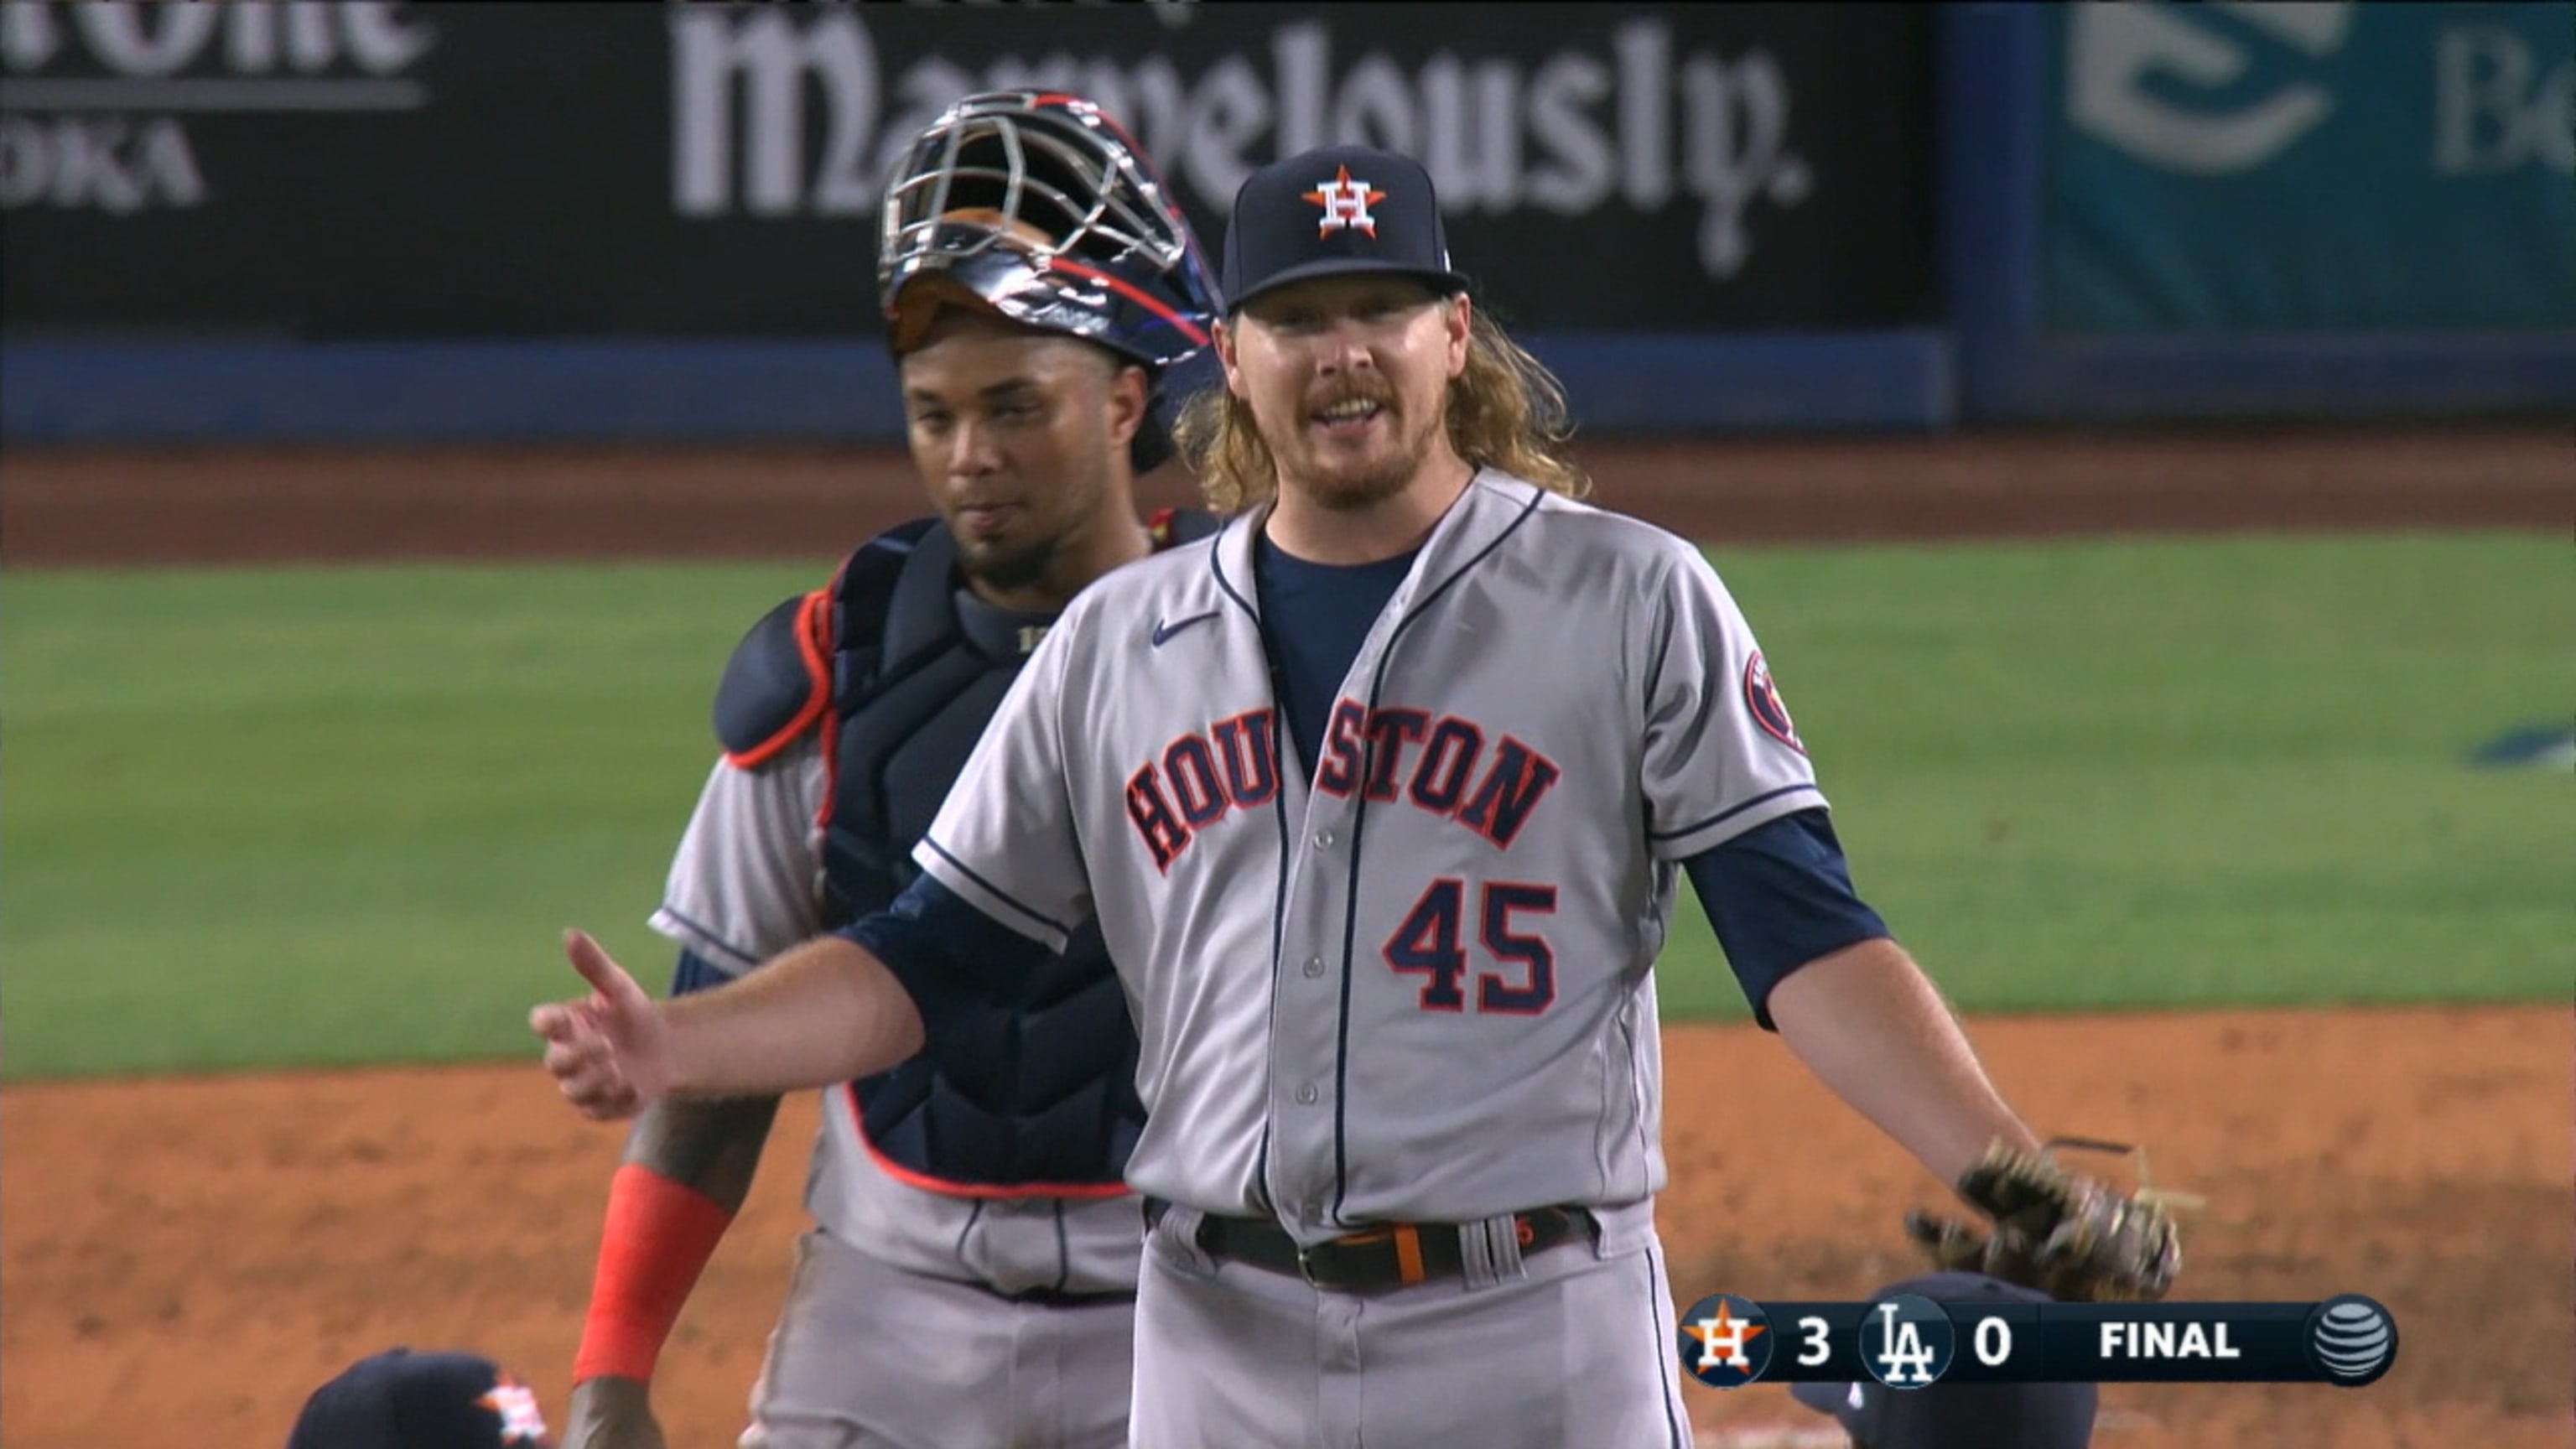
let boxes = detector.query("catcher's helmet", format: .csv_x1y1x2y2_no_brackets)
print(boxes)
876,91,1222,376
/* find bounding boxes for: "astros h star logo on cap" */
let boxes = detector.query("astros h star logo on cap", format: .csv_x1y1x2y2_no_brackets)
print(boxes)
479,1373,552,1444
1302,164,1387,237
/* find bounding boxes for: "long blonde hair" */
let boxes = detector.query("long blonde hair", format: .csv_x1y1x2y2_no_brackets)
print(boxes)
1175,301,1592,515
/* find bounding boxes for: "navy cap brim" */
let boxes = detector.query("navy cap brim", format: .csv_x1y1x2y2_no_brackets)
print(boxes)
1880,1271,2055,1303
1791,1379,1859,1418
1228,257,1470,313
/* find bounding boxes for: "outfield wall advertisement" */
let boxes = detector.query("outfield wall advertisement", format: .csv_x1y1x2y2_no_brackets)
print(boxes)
2044,2,2573,334
1943,0,2574,423
0,3,1936,337
0,2,1949,439
4,3,2567,441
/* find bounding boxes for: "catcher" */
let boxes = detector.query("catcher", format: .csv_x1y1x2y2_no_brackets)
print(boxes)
558,91,1223,1448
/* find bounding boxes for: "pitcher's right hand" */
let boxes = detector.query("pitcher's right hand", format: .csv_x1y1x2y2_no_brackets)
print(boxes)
531,929,674,1121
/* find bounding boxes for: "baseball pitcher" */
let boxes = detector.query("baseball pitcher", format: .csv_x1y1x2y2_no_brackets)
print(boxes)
537,142,2178,1448
557,92,1223,1449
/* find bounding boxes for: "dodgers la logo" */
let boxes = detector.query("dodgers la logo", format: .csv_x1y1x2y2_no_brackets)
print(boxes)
1302,164,1387,237
1744,651,1805,756
1859,1293,1956,1390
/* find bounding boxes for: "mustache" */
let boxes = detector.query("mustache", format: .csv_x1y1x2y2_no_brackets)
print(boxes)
1306,385,1394,412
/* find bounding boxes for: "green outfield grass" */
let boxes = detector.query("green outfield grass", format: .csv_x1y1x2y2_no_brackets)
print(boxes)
3,533,2566,1080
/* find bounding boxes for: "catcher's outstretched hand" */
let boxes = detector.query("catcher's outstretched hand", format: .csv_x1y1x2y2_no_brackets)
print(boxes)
1903,1137,2186,1303
530,929,673,1121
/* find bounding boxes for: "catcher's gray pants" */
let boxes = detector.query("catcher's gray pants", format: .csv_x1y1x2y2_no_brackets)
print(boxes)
739,1227,1135,1449
1130,1200,1692,1449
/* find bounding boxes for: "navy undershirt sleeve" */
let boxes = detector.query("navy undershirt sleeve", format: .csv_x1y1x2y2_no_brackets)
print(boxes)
837,872,1053,1040
1254,533,1417,774
667,948,735,997
1682,807,1891,1031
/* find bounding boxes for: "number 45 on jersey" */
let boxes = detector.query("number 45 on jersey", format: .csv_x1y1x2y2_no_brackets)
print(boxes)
1384,879,1558,1015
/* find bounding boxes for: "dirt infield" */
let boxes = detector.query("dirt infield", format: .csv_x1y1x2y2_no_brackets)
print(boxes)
3,1010,2564,1449
2,425,2567,1448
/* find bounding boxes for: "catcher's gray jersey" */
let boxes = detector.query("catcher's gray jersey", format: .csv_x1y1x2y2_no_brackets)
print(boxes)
652,739,1144,1296
916,470,1823,1245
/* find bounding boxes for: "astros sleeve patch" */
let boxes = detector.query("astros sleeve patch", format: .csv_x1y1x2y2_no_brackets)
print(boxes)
1639,545,1826,862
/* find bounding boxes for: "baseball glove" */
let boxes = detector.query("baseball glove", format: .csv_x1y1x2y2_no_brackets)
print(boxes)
1903,1136,2189,1303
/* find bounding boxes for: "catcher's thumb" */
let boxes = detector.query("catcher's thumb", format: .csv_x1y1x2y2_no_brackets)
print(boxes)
564,928,648,1012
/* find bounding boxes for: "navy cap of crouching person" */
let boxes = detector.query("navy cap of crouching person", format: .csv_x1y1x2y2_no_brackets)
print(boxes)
1219,143,1472,314
286,1348,552,1449
1790,1273,2098,1449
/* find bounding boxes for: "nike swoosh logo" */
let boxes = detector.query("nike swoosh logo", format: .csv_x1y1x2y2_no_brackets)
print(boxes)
1150,610,1219,647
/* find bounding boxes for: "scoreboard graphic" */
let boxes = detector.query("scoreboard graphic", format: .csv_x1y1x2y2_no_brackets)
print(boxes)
1678,1291,2398,1389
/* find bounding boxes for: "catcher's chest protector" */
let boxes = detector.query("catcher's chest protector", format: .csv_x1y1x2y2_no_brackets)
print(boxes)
820,513,1213,1194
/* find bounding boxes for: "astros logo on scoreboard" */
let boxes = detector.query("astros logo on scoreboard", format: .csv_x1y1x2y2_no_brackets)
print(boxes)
1677,1293,1775,1389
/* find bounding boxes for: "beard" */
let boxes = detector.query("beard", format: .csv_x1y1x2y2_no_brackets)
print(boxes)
1294,408,1439,512
956,530,1061,595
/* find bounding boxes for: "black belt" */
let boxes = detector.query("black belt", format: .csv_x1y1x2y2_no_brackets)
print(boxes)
1150,1201,1597,1294
995,1285,1137,1308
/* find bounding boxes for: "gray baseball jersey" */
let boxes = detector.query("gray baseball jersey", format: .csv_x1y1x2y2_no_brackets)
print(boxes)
652,738,1145,1297
915,470,1823,1245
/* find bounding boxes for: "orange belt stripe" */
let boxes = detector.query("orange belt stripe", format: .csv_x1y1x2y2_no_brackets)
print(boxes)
1393,1223,1426,1285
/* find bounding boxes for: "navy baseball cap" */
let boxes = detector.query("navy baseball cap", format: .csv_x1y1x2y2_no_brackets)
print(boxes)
1789,1273,2097,1449
286,1348,553,1449
1219,144,1471,312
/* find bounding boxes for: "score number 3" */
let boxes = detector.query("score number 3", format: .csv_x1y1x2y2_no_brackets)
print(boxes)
1797,1316,1831,1366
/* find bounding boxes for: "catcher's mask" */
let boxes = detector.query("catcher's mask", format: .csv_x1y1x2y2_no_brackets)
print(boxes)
877,91,1221,377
